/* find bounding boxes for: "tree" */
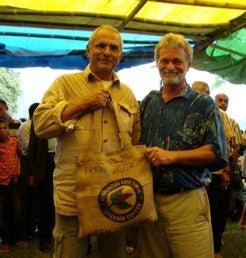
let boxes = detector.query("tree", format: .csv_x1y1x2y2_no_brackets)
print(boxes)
0,67,21,115
210,75,226,90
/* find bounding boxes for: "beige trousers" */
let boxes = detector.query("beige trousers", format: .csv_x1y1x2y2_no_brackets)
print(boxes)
53,213,126,258
140,187,213,258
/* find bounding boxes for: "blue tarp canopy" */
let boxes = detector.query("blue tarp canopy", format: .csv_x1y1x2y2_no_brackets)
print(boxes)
0,25,160,70
0,1,245,83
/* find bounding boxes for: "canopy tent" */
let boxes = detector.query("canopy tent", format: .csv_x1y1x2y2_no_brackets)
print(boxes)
0,0,245,84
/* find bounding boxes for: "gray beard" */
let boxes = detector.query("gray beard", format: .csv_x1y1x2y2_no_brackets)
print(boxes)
163,76,180,86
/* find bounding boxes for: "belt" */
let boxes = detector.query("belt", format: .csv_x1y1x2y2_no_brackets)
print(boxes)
156,187,188,196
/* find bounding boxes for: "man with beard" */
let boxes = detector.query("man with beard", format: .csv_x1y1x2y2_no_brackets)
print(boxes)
140,33,228,258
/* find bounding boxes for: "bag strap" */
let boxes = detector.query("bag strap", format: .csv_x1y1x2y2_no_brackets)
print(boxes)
89,108,102,151
89,98,132,152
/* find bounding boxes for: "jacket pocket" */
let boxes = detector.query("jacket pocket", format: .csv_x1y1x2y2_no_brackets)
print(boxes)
117,102,137,136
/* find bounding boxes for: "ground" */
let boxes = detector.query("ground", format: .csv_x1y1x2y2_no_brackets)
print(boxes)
0,220,245,258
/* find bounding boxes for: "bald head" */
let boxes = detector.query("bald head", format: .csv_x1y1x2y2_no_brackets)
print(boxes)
191,81,210,95
215,93,229,111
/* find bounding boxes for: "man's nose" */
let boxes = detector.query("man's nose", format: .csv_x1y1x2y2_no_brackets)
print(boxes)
103,46,111,55
166,62,175,70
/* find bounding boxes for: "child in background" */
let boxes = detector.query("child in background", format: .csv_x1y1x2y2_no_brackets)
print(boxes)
0,119,27,253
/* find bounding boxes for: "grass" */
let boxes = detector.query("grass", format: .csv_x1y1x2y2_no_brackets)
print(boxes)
0,220,245,258
221,222,246,258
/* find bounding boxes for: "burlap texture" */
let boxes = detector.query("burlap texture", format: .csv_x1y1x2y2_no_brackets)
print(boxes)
75,105,157,238
75,144,157,238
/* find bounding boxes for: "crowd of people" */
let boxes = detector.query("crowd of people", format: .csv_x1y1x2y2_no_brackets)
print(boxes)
0,25,245,258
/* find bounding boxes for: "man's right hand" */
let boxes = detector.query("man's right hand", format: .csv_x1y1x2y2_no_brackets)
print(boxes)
85,89,110,111
61,89,110,122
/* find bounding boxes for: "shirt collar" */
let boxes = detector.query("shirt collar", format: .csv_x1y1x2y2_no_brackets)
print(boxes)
159,83,193,101
84,64,120,88
177,84,193,100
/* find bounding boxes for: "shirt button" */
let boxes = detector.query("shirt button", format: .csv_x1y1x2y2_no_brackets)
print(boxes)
104,120,107,124
103,139,107,143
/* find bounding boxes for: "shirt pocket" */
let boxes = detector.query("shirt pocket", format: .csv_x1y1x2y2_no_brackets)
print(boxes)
74,116,92,150
117,102,136,136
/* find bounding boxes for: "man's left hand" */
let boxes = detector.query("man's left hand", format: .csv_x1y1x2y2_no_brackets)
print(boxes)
145,147,176,166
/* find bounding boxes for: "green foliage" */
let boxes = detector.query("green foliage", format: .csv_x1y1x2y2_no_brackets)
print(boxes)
210,75,226,89
0,67,22,115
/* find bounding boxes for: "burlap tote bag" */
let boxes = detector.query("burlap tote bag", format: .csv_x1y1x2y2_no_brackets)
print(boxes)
75,103,157,238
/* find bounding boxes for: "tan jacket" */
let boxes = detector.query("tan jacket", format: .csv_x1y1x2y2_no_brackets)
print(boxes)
33,65,141,216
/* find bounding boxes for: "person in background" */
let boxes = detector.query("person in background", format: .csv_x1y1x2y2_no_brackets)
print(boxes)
237,141,246,230
0,119,27,254
28,105,56,253
191,80,210,95
18,103,39,155
192,81,235,258
237,202,246,229
18,103,39,239
229,145,245,222
33,25,140,258
243,130,246,145
215,93,244,244
0,99,21,137
215,93,244,160
140,33,227,258
241,130,246,179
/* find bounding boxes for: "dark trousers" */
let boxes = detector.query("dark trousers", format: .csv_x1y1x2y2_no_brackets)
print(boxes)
35,153,55,247
0,179,23,245
19,156,37,238
208,174,231,253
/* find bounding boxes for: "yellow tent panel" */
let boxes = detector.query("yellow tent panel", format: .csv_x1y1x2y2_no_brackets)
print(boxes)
0,0,245,83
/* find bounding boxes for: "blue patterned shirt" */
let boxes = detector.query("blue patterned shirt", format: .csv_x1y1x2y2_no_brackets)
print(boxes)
141,85,228,192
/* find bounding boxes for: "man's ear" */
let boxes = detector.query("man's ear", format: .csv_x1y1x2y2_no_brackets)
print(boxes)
118,52,123,63
86,44,90,58
187,61,192,71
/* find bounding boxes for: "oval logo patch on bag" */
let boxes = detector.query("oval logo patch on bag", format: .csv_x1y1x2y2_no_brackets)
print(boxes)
98,177,144,222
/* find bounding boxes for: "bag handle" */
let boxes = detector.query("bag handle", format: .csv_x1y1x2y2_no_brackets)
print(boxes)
89,98,132,152
110,99,132,148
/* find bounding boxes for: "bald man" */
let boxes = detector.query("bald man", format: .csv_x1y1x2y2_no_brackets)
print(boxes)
192,82,235,258
215,93,229,112
215,93,243,151
192,83,234,142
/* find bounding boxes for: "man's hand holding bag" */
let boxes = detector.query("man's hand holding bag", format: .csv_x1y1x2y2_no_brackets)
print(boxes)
75,101,157,238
